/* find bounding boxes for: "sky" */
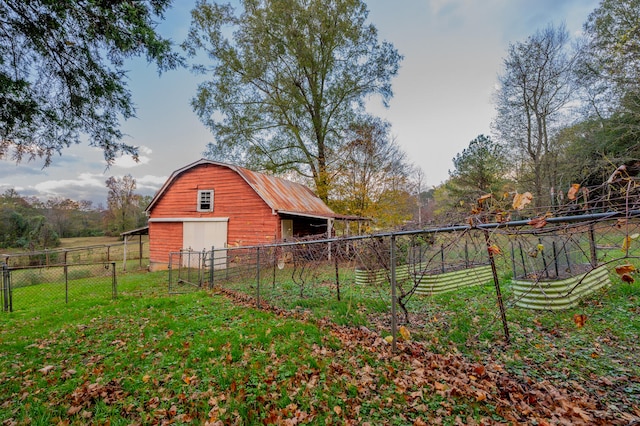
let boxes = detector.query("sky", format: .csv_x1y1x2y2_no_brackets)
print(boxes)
0,0,601,207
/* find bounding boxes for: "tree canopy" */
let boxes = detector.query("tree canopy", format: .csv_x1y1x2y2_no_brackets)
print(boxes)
449,134,509,195
0,0,182,166
493,23,575,207
184,0,402,202
575,0,640,150
330,116,415,226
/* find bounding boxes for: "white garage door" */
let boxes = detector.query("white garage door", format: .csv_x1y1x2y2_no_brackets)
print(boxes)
182,220,228,268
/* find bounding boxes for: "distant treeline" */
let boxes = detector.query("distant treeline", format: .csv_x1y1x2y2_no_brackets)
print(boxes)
0,188,148,250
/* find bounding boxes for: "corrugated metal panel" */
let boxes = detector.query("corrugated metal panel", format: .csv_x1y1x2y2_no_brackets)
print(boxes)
511,265,611,310
354,264,493,295
234,165,335,217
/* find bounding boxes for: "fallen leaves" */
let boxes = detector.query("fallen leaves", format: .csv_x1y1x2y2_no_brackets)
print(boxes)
573,314,587,328
215,287,621,425
615,264,636,275
67,379,126,417
615,264,637,283
4,285,636,425
38,365,55,375
621,273,635,284
398,325,411,341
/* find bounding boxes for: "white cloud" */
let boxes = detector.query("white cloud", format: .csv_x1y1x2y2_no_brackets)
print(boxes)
113,145,153,168
0,182,23,192
34,172,105,193
136,174,169,191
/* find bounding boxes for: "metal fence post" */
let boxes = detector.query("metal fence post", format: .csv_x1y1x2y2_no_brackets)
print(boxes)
64,263,69,304
589,224,598,267
390,235,397,352
201,249,206,287
256,246,261,307
2,262,12,312
168,252,173,293
334,242,341,302
209,246,215,289
187,248,192,284
483,229,510,344
111,262,117,299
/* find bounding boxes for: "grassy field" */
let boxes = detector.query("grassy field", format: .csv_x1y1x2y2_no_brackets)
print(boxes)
3,235,150,270
1,264,640,425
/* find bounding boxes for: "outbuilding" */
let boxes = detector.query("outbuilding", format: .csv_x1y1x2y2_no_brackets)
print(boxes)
145,159,345,271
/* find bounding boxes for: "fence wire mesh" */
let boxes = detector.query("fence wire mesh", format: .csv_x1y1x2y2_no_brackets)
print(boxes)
169,210,639,359
2,262,117,311
2,241,147,269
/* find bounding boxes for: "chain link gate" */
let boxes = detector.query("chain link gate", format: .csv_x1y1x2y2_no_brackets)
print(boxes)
1,262,117,312
168,249,216,293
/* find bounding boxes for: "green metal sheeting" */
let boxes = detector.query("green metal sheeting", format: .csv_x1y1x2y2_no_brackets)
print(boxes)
354,264,493,295
511,265,611,310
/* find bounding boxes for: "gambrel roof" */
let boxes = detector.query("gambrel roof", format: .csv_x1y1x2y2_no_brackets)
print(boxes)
145,159,337,219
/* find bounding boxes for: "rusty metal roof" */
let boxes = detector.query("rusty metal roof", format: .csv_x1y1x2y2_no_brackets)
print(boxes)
146,159,337,219
233,164,336,218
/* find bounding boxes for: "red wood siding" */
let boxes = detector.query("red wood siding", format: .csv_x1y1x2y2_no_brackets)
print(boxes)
149,164,280,263
149,221,182,267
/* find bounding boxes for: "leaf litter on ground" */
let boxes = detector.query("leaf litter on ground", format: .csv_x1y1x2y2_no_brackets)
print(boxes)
1,285,639,425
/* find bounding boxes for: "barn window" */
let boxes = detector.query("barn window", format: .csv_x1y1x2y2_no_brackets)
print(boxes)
197,190,214,212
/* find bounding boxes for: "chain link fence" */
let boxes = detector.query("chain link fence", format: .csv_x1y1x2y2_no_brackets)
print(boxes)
2,240,147,270
1,262,117,312
168,210,640,348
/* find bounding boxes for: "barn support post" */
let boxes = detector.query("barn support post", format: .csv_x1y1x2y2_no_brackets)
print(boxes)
123,236,128,272
483,229,510,344
390,235,398,352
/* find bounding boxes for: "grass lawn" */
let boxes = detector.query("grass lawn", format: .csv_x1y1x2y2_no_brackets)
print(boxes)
1,267,640,424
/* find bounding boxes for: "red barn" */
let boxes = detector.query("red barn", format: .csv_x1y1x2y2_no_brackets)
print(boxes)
145,159,341,271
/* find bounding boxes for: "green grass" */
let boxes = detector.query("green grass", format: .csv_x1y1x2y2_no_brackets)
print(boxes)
2,252,640,423
218,257,640,415
2,271,508,425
